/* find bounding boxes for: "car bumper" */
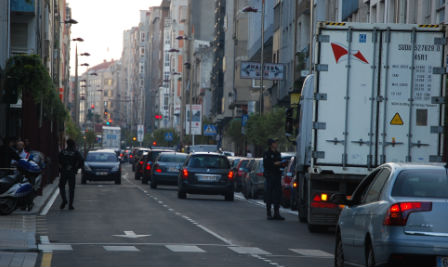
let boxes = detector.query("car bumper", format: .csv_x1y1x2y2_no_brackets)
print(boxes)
375,229,448,265
83,171,120,181
180,181,234,195
153,173,178,184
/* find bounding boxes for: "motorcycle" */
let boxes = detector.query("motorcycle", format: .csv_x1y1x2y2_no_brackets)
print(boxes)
0,151,45,215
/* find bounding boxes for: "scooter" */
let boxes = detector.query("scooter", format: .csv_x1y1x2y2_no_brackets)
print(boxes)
0,152,44,215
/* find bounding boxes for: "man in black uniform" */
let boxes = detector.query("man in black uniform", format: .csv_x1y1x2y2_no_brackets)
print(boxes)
58,139,83,210
263,138,286,220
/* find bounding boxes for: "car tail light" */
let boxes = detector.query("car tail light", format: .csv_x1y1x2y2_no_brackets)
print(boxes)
146,163,151,170
228,171,234,179
182,168,189,179
139,161,143,165
120,153,123,157
384,202,432,226
311,193,337,208
154,164,162,173
256,172,263,177
130,155,133,158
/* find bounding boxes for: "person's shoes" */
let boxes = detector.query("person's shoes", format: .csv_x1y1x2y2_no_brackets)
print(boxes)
69,205,75,210
273,214,285,221
60,201,67,210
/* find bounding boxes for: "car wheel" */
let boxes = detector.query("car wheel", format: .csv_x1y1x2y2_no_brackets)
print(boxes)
150,180,157,189
335,231,345,267
251,184,258,199
225,192,234,201
115,178,121,185
134,171,140,180
366,241,376,267
290,194,297,210
177,191,186,199
81,176,87,184
141,176,148,184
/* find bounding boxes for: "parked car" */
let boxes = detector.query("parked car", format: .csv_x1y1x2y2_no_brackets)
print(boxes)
141,148,175,184
150,152,187,189
233,158,251,192
281,157,295,208
332,163,448,267
177,152,234,201
242,158,265,199
82,150,121,184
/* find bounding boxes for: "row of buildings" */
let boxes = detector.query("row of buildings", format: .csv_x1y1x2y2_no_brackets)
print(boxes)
75,0,448,150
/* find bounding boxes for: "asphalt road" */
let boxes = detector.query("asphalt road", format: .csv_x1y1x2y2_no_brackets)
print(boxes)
38,164,335,267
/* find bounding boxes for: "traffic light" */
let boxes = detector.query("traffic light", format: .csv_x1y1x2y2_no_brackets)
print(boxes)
132,137,137,141
91,104,95,109
152,141,157,146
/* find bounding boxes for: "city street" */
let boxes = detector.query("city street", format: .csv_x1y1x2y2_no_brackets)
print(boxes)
38,163,334,267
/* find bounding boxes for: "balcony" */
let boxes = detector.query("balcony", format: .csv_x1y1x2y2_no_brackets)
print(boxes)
11,0,35,13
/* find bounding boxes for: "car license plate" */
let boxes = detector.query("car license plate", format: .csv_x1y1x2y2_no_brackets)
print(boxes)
437,256,448,267
197,174,219,182
168,167,178,173
96,172,108,176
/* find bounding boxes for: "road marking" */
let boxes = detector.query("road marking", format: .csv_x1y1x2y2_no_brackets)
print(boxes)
234,193,298,216
165,245,205,253
38,244,73,252
252,254,285,267
290,249,333,258
40,252,52,267
228,246,270,255
104,246,140,252
40,188,59,216
40,236,50,244
113,231,151,239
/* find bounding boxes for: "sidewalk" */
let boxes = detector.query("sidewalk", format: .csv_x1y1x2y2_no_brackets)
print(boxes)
0,179,59,267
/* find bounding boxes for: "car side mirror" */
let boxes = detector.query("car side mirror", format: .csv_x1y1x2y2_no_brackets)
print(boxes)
330,194,352,206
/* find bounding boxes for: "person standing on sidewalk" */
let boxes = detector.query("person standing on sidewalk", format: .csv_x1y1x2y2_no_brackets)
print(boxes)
58,139,83,210
263,138,286,220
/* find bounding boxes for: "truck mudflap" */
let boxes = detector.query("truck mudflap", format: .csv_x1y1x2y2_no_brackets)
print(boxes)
307,172,364,226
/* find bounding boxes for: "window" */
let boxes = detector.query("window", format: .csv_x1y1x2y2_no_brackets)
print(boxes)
351,169,381,205
362,168,391,204
392,169,448,198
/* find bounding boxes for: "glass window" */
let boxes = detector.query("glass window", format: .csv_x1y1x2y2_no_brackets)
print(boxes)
158,154,187,163
392,169,448,198
351,169,381,205
362,168,391,204
188,155,229,169
86,153,117,162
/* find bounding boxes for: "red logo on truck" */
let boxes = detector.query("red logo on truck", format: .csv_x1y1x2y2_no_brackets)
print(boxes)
331,43,369,64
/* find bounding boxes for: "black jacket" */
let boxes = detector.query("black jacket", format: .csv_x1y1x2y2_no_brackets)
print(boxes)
263,149,282,177
58,148,83,175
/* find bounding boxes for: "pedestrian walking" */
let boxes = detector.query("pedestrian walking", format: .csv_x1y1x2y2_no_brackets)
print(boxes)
263,138,286,220
58,139,83,210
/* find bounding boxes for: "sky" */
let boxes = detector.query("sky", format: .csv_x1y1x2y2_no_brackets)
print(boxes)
67,0,162,76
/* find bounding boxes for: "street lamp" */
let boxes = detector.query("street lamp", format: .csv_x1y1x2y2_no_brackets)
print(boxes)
64,18,78,24
73,37,84,126
242,1,265,115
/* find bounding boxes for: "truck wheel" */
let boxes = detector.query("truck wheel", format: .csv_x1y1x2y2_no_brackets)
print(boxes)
298,202,307,222
308,224,324,233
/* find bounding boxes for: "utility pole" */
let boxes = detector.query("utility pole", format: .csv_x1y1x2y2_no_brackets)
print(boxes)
260,0,265,115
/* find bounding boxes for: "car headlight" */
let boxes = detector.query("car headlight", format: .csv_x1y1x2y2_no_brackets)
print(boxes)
111,164,120,172
84,164,92,171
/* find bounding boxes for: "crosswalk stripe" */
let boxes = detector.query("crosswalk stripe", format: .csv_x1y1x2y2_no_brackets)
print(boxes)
165,245,205,253
290,249,333,257
104,246,140,252
38,244,73,252
228,247,270,255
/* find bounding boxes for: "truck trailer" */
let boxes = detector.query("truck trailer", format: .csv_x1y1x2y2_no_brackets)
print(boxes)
289,22,446,232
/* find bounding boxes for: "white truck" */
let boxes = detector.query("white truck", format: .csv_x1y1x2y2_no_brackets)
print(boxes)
287,22,446,231
102,126,121,150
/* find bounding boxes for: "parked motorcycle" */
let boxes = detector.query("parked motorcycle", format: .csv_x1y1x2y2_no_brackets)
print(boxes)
0,151,45,215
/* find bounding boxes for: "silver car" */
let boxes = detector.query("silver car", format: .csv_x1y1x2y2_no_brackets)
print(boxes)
332,163,448,267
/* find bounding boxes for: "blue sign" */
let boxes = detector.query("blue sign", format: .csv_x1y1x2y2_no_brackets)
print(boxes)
164,132,174,141
203,124,217,136
359,33,367,43
242,114,248,127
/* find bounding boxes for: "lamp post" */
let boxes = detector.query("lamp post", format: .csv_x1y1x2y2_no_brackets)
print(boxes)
243,1,265,115
177,35,193,145
72,37,89,127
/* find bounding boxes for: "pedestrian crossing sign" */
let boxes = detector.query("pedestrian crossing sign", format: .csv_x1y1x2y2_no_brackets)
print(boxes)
165,132,174,141
390,113,404,125
203,124,217,136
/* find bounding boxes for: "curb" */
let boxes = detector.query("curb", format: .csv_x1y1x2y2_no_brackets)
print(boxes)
36,178,59,215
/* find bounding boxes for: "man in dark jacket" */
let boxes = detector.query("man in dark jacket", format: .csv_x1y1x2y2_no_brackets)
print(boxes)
263,138,286,220
58,139,83,210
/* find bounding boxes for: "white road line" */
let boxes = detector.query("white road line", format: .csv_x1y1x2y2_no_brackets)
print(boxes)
38,244,73,252
104,246,140,252
228,246,270,255
195,224,235,246
234,193,298,216
290,249,333,258
165,245,205,253
40,188,59,216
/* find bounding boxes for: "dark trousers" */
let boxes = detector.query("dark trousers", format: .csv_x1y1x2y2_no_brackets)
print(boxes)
265,175,281,213
59,172,76,205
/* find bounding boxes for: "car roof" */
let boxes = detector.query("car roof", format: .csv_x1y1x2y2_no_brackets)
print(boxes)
384,162,447,171
88,150,115,154
190,152,225,156
158,152,187,156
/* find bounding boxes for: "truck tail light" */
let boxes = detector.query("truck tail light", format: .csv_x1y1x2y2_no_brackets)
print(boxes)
182,168,189,179
228,171,234,179
311,193,337,208
384,202,432,226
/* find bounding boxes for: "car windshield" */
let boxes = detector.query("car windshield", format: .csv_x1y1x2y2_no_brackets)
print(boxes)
150,151,169,161
158,154,187,163
392,169,448,198
188,155,229,169
86,153,117,162
190,145,218,153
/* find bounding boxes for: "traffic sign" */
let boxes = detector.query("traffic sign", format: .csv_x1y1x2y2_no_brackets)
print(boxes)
390,113,404,125
164,132,173,141
203,124,217,136
137,125,144,142
240,62,285,80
